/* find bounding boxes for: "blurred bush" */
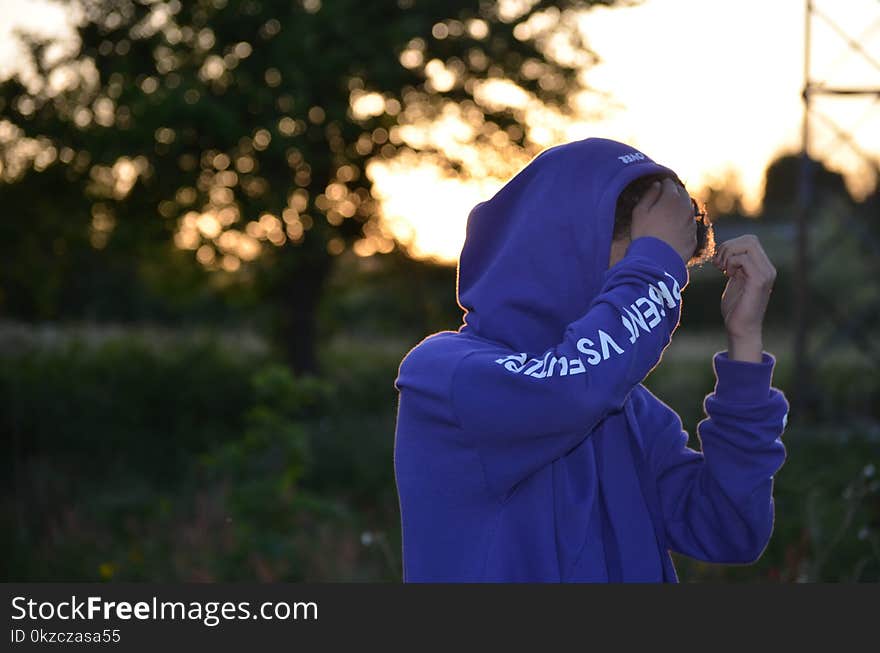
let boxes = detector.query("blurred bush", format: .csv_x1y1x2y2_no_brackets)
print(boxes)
0,334,257,483
0,332,399,581
1,323,877,582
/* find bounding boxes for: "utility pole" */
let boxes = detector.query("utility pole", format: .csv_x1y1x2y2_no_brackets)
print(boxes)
793,0,813,421
795,0,880,422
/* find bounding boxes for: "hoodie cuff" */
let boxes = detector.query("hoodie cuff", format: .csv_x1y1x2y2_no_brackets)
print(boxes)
625,236,688,289
712,351,776,404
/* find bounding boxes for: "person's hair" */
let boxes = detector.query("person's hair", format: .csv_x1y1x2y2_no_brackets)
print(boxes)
614,172,715,267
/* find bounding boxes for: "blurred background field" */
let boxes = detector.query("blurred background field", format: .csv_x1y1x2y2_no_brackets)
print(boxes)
1,0,879,582
2,249,878,582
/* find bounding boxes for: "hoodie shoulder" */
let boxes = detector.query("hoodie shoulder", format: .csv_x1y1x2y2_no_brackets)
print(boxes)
394,331,483,438
394,331,476,396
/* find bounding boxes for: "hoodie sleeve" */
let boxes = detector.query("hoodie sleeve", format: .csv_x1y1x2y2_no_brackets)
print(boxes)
647,352,789,564
450,236,688,499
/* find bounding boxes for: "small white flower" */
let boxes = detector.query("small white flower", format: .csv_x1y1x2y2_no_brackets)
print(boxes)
361,531,374,546
863,463,876,478
857,527,869,541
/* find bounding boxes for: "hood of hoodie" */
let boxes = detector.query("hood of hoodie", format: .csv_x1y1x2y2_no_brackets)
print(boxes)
456,137,678,353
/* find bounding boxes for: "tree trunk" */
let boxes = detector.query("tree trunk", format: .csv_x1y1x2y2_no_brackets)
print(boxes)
268,243,334,376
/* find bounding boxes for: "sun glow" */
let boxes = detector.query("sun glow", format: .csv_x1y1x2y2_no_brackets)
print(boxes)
367,157,503,263
1,0,876,266
369,0,879,263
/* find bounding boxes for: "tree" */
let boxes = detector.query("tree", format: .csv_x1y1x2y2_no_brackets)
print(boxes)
1,0,617,372
760,152,854,219
700,168,745,220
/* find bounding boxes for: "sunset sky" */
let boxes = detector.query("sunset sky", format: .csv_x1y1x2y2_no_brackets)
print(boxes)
370,0,880,262
2,0,878,264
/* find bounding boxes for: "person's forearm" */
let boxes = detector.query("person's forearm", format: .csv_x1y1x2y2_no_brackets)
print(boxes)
727,333,763,363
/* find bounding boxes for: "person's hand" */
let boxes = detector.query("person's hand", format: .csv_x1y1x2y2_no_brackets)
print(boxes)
712,235,777,362
630,177,697,263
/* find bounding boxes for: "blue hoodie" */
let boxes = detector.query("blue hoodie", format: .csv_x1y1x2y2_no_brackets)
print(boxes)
393,137,789,582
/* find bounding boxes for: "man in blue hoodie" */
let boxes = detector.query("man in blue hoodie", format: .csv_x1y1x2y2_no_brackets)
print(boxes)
393,137,789,582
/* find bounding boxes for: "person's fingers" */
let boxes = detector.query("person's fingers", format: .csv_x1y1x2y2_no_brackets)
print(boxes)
715,235,764,255
661,177,685,201
723,252,751,279
725,253,774,295
743,246,775,285
714,242,733,270
656,179,694,224
721,274,745,312
634,180,663,213
714,237,753,270
715,241,775,288
717,244,738,271
669,178,689,201
720,237,770,271
720,251,748,278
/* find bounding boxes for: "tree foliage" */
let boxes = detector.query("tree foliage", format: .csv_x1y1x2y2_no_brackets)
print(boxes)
1,0,617,369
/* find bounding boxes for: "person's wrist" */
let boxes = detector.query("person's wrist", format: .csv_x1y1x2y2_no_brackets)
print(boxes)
727,331,763,363
625,236,689,289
